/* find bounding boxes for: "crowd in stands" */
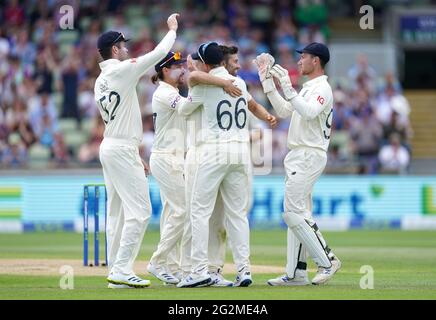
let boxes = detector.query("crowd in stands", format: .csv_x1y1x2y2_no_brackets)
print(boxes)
0,0,412,174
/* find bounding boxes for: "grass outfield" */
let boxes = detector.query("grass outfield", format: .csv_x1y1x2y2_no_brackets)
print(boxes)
0,230,436,300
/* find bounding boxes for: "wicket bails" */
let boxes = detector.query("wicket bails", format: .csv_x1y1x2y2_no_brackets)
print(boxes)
83,184,108,267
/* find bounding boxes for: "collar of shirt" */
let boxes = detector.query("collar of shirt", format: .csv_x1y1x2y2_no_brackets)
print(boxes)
209,66,229,76
302,75,328,88
99,59,121,70
158,80,179,92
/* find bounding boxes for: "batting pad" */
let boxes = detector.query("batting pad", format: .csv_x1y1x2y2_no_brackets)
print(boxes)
283,212,331,268
286,228,307,278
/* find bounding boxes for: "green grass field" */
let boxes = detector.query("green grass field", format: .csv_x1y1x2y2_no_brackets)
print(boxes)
1,230,436,300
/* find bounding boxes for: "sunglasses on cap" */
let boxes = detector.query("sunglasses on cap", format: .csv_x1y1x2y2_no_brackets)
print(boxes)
112,32,128,45
159,51,182,68
197,41,217,64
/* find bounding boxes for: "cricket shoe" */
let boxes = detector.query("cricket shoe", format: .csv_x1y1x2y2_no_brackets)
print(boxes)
267,272,310,286
311,257,342,285
173,271,184,281
210,269,233,287
176,273,213,288
147,263,180,285
163,271,184,286
107,273,151,288
233,269,252,287
107,283,133,289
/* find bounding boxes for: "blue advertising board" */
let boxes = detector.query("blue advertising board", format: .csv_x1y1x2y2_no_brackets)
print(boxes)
0,174,435,232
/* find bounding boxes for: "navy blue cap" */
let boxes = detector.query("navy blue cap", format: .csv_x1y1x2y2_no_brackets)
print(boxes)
97,31,130,51
296,42,330,64
155,51,187,72
192,42,223,65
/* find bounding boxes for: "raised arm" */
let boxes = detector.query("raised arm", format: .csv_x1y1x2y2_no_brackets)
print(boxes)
266,90,294,119
287,88,331,120
178,85,205,116
125,13,179,79
189,71,242,98
269,64,331,120
253,54,294,119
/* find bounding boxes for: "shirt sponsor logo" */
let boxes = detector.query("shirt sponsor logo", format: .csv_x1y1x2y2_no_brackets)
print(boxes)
317,95,325,105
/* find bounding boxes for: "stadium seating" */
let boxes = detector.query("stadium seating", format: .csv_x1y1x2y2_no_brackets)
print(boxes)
28,144,51,168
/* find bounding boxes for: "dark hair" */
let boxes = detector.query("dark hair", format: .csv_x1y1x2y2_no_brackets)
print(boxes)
310,54,327,69
99,42,121,61
151,69,164,84
219,45,238,63
319,58,327,69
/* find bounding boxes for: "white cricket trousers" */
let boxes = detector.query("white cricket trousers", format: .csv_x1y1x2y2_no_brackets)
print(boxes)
208,163,252,273
179,147,196,276
149,152,185,271
190,142,251,276
99,138,152,276
283,146,327,277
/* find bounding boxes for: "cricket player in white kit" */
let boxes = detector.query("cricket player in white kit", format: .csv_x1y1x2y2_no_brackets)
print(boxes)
146,51,242,285
177,42,252,288
94,13,179,288
197,45,277,286
254,42,341,286
146,51,188,285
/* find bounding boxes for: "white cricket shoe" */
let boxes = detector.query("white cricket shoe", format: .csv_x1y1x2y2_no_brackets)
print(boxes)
173,271,184,281
210,270,233,287
311,257,342,285
107,283,133,289
147,263,180,285
107,273,151,288
233,269,252,287
267,272,310,286
176,273,213,288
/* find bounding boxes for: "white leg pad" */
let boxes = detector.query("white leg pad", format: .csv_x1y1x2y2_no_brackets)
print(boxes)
283,212,331,268
285,228,307,278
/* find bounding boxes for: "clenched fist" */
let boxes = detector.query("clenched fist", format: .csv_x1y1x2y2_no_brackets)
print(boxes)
167,13,179,32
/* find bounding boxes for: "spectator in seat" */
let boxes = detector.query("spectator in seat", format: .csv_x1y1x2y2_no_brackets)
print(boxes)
378,133,410,174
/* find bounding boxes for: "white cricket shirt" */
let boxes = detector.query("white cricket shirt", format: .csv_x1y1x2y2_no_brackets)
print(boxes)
94,30,176,146
287,75,333,152
178,66,250,146
151,81,187,154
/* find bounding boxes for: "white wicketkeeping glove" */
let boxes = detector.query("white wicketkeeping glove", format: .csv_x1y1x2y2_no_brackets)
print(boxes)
253,53,276,93
270,64,298,100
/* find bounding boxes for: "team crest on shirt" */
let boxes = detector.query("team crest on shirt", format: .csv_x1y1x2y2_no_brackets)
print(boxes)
170,95,181,108
99,79,108,92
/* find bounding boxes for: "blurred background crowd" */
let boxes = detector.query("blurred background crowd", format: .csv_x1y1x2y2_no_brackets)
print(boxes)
0,0,419,174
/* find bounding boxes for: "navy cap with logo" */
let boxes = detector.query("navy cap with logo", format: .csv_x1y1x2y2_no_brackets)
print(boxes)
155,51,187,72
97,31,130,52
191,42,223,65
296,42,330,64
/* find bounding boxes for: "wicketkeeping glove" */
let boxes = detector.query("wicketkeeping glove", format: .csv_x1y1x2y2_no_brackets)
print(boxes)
270,64,298,100
253,53,276,94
